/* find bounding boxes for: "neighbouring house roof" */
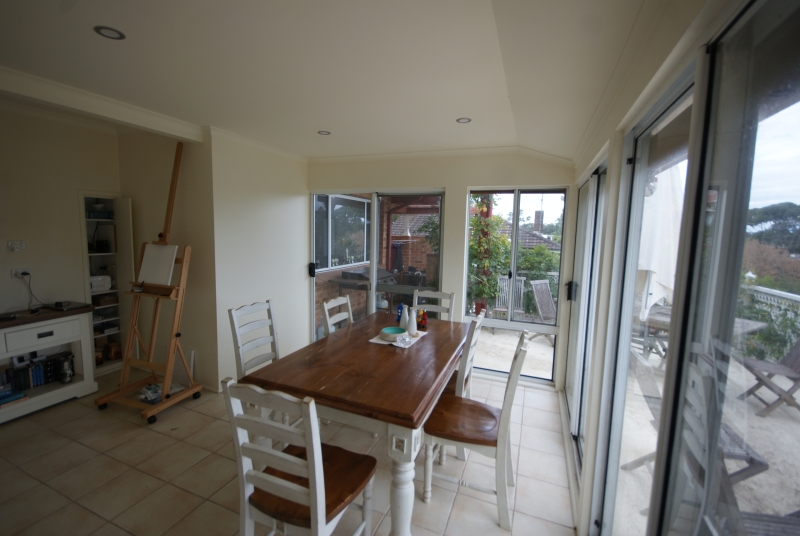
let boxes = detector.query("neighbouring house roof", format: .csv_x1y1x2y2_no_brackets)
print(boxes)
391,213,438,236
498,221,561,251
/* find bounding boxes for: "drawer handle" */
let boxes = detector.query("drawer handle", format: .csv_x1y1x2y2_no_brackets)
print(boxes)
37,331,54,339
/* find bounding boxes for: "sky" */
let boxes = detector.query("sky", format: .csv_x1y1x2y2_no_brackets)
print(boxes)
492,192,565,226
750,99,800,208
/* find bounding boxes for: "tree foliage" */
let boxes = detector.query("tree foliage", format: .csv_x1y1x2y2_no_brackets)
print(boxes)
741,238,800,294
748,202,800,254
418,215,440,254
468,195,510,301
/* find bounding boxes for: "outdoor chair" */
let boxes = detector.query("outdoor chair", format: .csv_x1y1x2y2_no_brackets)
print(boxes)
529,280,556,345
322,295,353,336
493,276,526,320
412,289,454,320
222,379,376,536
422,331,528,530
731,338,800,417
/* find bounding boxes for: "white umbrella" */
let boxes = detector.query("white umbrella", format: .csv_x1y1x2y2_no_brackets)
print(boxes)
636,162,686,321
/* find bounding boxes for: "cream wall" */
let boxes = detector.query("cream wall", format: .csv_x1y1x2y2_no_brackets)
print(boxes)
309,150,575,326
0,104,120,313
117,128,219,389
209,129,310,385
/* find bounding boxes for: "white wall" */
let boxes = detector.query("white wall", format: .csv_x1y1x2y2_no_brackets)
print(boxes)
117,128,219,389
0,103,120,313
209,129,310,385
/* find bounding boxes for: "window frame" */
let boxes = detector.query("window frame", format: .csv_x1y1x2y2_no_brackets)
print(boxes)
313,194,372,273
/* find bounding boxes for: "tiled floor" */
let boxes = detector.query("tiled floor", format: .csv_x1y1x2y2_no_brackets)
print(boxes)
0,374,575,536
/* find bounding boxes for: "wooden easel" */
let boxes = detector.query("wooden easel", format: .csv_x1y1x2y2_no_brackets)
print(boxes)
95,142,203,423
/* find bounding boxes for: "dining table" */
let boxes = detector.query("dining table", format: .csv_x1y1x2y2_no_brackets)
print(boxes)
241,312,470,536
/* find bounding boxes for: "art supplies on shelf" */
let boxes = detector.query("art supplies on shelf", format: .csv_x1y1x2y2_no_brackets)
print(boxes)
139,383,185,405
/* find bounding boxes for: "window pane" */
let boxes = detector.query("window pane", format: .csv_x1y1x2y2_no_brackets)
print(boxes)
365,201,371,262
331,197,366,266
607,92,692,535
661,2,800,533
314,194,329,268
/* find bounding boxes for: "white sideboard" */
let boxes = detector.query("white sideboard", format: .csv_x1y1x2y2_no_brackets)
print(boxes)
0,307,98,424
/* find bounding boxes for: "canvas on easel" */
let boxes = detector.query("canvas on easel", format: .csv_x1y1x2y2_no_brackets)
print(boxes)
137,244,178,285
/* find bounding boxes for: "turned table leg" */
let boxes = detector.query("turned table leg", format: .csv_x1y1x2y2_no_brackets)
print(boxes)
390,459,415,536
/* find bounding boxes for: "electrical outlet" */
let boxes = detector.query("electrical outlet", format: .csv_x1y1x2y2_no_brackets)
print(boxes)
7,241,25,252
11,269,29,278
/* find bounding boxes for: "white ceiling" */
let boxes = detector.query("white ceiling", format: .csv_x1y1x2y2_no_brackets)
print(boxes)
0,0,653,161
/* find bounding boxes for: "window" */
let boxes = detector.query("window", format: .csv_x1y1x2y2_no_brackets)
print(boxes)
313,194,371,271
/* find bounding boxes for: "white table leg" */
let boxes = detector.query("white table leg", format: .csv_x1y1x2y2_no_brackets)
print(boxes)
390,459,415,536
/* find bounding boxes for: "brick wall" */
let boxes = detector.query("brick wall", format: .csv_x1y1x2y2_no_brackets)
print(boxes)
313,265,370,336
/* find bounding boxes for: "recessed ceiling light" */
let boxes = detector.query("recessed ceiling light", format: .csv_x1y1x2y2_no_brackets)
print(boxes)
94,26,126,40
318,131,331,135
456,117,472,123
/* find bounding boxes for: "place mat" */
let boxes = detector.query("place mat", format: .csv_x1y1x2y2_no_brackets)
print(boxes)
369,330,428,348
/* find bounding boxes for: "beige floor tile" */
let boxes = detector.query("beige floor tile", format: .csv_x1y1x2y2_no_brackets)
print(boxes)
184,420,231,452
0,466,39,503
0,429,71,465
353,468,392,514
53,411,120,440
112,484,203,536
470,380,492,399
517,447,568,488
0,484,70,535
327,426,380,454
209,476,239,513
411,480,456,534
215,440,236,461
28,400,94,429
136,441,211,481
20,440,99,481
48,454,130,500
523,390,560,413
445,493,512,535
15,502,106,536
162,500,238,536
414,445,465,492
512,511,575,536
329,506,383,536
469,446,520,471
78,420,149,452
374,515,438,536
510,404,523,424
151,410,215,440
192,395,228,419
368,437,393,472
519,426,564,457
89,523,134,536
457,461,516,509
171,454,237,498
514,476,573,528
78,469,165,520
177,389,218,409
0,455,12,474
510,423,521,447
0,418,46,448
522,407,562,433
106,430,178,467
487,384,507,402
125,404,188,427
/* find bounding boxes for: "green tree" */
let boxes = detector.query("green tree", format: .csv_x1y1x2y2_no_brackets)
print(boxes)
467,195,510,310
418,215,440,253
516,245,560,313
748,202,800,254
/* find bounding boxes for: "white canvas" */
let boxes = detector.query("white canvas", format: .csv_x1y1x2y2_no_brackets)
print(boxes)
137,244,178,285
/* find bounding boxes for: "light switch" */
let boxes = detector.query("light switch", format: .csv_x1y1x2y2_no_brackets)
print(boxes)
7,241,25,252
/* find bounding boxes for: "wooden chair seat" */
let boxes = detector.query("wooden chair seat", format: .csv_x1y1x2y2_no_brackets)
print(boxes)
424,394,502,447
250,443,377,529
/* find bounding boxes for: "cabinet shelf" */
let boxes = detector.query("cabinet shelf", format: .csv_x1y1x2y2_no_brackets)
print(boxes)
94,329,119,338
88,252,117,257
93,316,120,324
86,219,114,222
94,304,118,311
91,289,118,296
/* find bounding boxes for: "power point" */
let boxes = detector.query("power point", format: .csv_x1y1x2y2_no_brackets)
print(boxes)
11,269,29,278
7,241,25,252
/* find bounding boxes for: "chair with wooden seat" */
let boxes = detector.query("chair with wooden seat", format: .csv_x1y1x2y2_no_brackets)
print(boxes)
322,296,353,337
412,289,455,320
229,300,281,380
222,378,376,536
422,331,528,530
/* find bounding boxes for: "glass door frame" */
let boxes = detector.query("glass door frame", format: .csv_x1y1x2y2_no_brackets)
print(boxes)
593,68,696,535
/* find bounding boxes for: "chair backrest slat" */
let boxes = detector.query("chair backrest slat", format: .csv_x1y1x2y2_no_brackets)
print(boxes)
234,413,307,449
454,311,485,397
242,442,309,478
229,384,303,416
245,470,311,506
496,277,510,309
498,332,529,451
531,280,557,322
323,296,353,336
412,289,454,319
229,300,281,379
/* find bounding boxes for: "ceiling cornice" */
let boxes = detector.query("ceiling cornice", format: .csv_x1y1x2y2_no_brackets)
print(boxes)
0,66,203,142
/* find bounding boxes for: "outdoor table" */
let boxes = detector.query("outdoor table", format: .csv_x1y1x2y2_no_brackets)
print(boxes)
646,305,767,337
242,312,470,536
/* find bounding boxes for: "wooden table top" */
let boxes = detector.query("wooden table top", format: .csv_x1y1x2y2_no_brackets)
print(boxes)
242,313,470,429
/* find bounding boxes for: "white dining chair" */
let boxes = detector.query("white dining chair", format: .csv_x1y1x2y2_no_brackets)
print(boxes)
222,379,376,536
229,300,280,380
439,310,485,464
412,289,455,320
422,331,528,530
322,295,353,336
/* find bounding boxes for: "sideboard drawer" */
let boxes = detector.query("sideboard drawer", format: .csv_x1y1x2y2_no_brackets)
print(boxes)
5,318,81,352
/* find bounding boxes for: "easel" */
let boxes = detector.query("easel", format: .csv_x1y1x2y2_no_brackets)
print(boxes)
95,142,203,423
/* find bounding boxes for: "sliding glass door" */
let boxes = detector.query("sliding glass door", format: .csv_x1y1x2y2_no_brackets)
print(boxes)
466,190,565,379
